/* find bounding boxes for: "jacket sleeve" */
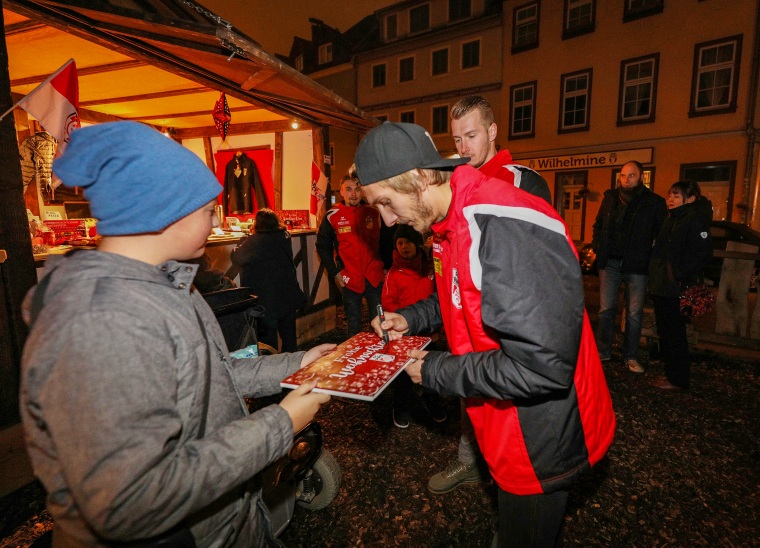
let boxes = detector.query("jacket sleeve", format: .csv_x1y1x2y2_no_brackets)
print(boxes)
591,193,609,251
230,351,303,397
422,214,585,400
397,293,444,335
316,214,340,279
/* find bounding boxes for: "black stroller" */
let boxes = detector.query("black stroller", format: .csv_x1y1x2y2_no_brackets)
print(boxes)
202,287,341,535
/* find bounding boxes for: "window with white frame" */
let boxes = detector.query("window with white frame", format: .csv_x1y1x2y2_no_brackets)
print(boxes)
449,0,471,21
462,40,480,69
690,35,742,116
510,81,537,139
372,63,387,88
512,2,539,52
432,105,449,134
400,110,415,124
410,4,430,34
432,48,449,76
618,54,658,124
559,69,592,132
564,0,594,38
318,43,333,65
385,14,398,40
295,55,304,72
624,0,664,21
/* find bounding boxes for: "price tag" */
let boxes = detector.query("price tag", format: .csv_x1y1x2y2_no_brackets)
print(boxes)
212,228,225,236
43,210,63,220
230,225,242,232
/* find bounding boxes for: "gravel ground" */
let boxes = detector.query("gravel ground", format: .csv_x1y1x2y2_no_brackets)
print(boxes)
2,301,759,547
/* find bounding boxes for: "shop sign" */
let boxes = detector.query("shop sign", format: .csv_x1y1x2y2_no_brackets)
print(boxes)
519,148,653,171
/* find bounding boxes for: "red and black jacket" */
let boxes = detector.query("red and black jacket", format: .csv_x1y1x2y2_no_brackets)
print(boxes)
399,166,615,495
316,202,385,294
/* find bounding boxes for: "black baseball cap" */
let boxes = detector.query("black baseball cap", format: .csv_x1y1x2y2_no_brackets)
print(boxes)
354,122,469,185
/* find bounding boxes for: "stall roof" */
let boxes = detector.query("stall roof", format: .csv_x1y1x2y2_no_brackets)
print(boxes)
4,0,378,136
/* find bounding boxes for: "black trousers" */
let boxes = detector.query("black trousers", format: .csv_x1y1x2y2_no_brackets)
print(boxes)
652,295,690,388
258,310,298,353
497,489,568,547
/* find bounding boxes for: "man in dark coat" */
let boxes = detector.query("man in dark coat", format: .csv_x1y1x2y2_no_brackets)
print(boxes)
592,160,667,373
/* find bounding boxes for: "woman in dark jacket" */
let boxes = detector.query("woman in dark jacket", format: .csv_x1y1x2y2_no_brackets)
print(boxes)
231,209,306,352
648,181,713,390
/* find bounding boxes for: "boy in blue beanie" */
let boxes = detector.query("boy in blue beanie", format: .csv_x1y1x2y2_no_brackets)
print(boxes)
20,122,335,546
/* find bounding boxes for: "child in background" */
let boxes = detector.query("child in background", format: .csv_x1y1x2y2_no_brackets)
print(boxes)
383,224,447,428
19,122,334,547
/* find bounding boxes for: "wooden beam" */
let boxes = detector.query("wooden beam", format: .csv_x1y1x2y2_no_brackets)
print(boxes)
3,20,45,36
79,86,210,107
174,120,311,139
124,105,261,122
10,60,145,87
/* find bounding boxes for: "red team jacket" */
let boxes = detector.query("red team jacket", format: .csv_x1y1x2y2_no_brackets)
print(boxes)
316,202,385,294
399,165,615,495
382,250,435,312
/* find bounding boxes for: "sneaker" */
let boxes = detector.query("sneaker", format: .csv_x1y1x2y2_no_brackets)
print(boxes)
428,460,482,493
626,359,645,373
423,394,448,423
393,408,410,429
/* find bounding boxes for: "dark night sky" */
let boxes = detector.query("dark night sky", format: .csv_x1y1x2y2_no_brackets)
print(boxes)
200,0,398,56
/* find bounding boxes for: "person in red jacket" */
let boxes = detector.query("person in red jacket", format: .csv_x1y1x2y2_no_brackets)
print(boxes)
428,95,555,495
357,122,615,547
317,174,385,336
383,224,446,428
452,95,551,204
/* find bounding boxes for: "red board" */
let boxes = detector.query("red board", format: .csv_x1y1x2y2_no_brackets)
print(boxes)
281,332,431,401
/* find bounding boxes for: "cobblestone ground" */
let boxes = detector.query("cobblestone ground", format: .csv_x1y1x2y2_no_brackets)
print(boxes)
2,300,759,547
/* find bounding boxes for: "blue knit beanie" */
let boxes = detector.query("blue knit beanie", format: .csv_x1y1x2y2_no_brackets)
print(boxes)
53,122,222,236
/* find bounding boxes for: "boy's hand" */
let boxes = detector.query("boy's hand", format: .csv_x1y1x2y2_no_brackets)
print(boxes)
370,311,409,341
280,381,330,433
300,344,337,368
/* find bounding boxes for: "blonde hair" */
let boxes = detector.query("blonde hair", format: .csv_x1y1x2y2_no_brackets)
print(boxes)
377,168,451,195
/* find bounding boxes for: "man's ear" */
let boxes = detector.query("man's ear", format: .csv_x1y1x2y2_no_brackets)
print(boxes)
488,123,497,142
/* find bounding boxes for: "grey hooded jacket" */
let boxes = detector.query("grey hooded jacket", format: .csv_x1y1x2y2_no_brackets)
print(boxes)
20,250,302,547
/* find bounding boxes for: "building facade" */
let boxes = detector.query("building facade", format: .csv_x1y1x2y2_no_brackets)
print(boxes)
280,0,759,240
356,0,503,156
500,0,760,242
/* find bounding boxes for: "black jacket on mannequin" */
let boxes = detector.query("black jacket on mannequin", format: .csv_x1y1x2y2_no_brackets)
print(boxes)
224,153,268,214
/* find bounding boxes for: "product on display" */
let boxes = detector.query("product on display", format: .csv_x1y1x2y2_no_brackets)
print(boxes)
281,332,431,401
